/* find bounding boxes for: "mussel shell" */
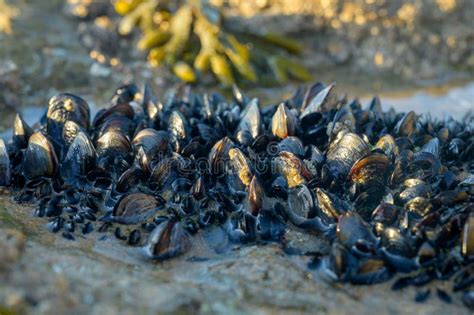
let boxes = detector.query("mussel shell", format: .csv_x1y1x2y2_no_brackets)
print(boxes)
115,167,145,194
397,182,431,205
287,184,315,219
348,153,390,186
0,139,11,186
236,98,261,140
248,175,262,216
315,188,350,222
327,133,370,178
209,137,234,176
371,202,399,225
61,132,96,180
394,111,416,137
62,120,84,150
228,148,253,187
336,212,376,252
104,193,164,225
273,151,311,188
93,103,134,128
22,132,58,179
272,103,297,139
278,136,305,157
12,114,33,150
96,115,136,140
110,84,139,105
149,154,189,190
142,218,190,260
300,83,334,120
47,93,90,139
167,110,188,142
421,137,440,158
375,134,398,160
404,197,432,216
462,213,474,259
133,129,171,170
96,131,132,168
381,227,415,257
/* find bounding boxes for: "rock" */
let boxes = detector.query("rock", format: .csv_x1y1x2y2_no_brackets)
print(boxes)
0,228,26,270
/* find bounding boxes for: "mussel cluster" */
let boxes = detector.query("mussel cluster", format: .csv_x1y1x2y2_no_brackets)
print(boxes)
0,83,473,306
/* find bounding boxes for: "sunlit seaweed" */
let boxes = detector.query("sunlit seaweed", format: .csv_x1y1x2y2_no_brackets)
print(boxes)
114,0,311,86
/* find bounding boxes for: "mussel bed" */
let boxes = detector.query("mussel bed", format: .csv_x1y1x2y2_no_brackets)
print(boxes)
0,82,473,307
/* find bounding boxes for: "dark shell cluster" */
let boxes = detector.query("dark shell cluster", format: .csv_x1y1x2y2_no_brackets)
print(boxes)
0,83,473,307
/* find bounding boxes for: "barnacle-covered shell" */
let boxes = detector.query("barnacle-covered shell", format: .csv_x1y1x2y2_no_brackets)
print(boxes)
47,93,90,139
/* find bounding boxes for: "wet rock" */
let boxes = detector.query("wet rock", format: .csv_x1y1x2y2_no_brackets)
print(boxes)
282,229,330,255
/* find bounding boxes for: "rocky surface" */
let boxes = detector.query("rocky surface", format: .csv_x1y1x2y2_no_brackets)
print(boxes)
0,195,471,315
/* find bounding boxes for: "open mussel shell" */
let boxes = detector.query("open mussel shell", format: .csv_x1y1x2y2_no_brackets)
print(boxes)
271,103,298,139
348,153,391,187
60,132,96,181
22,132,58,179
142,218,190,260
12,114,33,150
0,139,11,186
327,133,370,179
102,193,165,225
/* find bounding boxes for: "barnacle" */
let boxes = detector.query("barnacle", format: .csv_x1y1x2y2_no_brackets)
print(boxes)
114,0,310,86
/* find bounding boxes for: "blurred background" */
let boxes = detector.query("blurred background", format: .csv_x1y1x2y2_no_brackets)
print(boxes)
0,0,473,137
